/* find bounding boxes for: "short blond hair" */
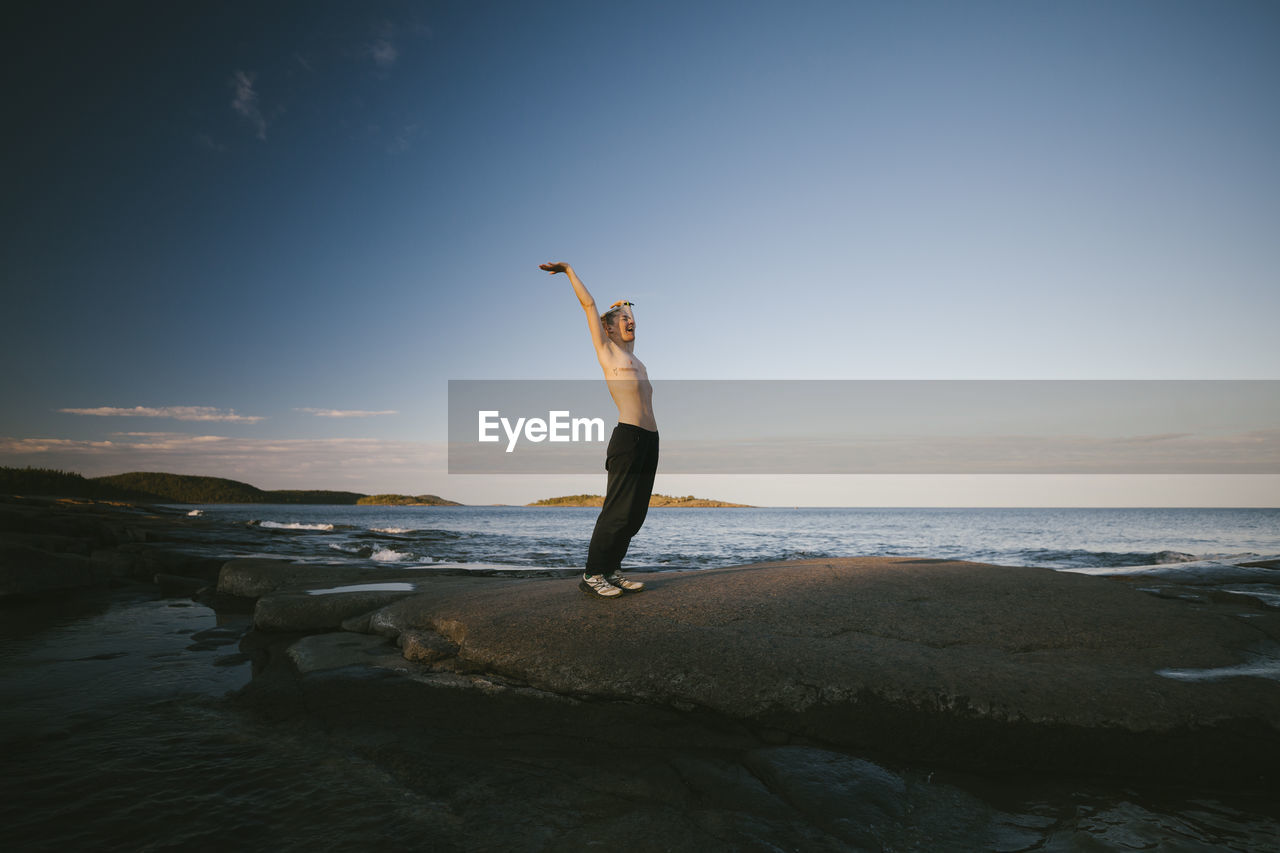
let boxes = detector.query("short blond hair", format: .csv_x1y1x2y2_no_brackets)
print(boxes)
600,300,633,330
600,306,625,329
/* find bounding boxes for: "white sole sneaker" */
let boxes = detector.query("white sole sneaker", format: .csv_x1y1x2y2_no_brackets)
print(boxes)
579,574,622,598
605,572,645,593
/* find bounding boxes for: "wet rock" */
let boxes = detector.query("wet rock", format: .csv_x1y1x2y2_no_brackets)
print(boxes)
195,589,255,614
21,515,117,546
154,573,208,598
0,507,35,533
668,754,795,820
345,558,1280,783
254,589,421,632
398,629,458,663
546,807,736,853
217,558,422,599
135,549,224,580
90,548,138,577
217,558,318,597
0,496,250,602
0,543,98,599
744,746,906,848
340,612,374,633
285,632,408,674
0,532,92,556
185,624,249,652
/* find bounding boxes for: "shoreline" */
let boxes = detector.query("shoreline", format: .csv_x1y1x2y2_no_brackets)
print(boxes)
4,494,1279,788
4,494,1280,848
224,555,1280,788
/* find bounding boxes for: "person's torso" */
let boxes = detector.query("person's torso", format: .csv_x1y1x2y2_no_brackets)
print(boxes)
600,349,656,431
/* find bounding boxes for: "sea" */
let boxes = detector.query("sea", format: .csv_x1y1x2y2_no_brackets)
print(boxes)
192,504,1279,568
185,505,1280,609
3,506,1279,851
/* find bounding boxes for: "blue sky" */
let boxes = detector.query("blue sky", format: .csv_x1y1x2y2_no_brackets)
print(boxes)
2,0,1277,506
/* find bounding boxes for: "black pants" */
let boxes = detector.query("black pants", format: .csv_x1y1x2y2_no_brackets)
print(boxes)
586,423,659,573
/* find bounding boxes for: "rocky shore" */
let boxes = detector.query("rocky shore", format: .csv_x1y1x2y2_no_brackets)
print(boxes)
5,495,1278,794
223,554,1280,787
0,494,229,601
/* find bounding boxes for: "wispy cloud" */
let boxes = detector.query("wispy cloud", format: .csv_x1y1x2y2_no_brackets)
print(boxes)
193,132,226,152
388,122,422,154
231,70,267,139
366,17,430,71
296,408,398,419
113,431,183,437
370,39,398,69
59,406,265,424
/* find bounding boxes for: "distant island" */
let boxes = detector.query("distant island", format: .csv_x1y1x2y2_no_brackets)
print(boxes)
0,467,749,508
356,494,461,506
0,467,459,506
529,493,752,508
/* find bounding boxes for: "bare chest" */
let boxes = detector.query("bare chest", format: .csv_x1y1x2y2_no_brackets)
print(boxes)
605,353,649,381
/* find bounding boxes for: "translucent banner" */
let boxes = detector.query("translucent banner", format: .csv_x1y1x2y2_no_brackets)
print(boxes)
448,380,1279,474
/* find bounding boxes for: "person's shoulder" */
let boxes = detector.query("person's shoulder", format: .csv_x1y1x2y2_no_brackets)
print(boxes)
595,340,624,364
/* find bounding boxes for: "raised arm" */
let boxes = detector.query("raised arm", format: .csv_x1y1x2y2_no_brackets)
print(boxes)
540,261,610,355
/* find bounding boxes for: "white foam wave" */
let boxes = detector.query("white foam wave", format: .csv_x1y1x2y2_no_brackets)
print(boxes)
371,548,415,562
1060,557,1280,586
1158,654,1280,682
187,509,204,517
260,521,335,531
327,543,373,556
372,527,412,534
1219,586,1280,608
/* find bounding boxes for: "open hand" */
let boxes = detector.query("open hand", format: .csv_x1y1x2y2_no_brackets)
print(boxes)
539,262,569,274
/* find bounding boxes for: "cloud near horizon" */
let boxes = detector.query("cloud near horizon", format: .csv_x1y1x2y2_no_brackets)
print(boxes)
0,434,445,491
3,434,1273,508
296,408,399,418
59,406,265,423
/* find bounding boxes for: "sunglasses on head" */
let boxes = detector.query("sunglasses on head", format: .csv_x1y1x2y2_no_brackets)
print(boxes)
609,301,635,309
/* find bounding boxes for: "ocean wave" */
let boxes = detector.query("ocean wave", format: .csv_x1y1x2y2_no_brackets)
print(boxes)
1158,649,1280,682
1219,586,1280,608
327,543,374,558
187,509,204,517
254,521,336,531
1061,558,1280,586
353,528,463,543
371,548,417,562
1007,548,1200,569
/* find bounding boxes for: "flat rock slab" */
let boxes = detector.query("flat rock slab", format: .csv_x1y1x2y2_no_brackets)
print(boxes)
230,556,1280,782
254,588,426,632
218,558,429,599
356,557,1280,782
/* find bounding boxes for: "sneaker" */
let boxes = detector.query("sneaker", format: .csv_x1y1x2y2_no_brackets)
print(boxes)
605,571,645,593
580,573,622,598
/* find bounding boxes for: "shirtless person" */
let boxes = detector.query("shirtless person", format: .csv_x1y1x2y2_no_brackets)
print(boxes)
540,261,657,598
